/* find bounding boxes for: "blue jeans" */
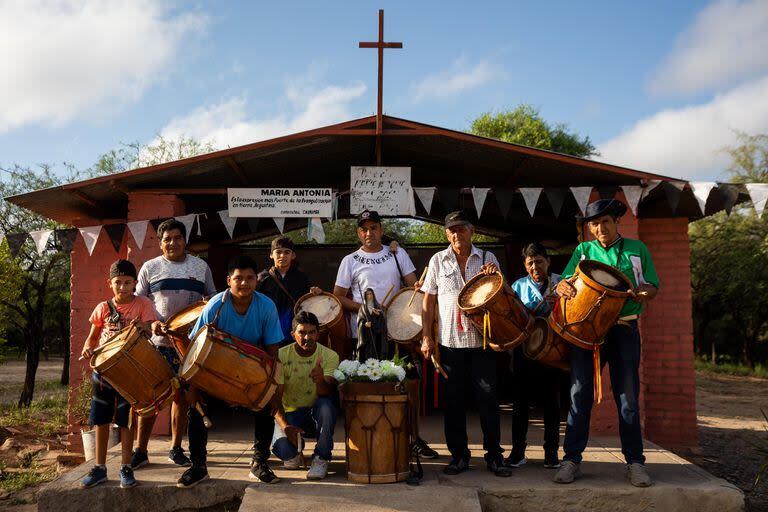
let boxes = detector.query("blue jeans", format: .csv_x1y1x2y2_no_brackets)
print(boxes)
272,397,337,461
562,321,645,465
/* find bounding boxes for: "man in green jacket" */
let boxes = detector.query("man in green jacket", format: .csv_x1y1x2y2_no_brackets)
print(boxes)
553,199,659,488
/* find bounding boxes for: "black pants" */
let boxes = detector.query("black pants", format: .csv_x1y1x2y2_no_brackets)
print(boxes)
510,347,561,457
440,346,502,462
189,405,274,468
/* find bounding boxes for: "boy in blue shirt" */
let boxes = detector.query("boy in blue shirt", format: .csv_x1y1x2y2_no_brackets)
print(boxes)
179,256,292,488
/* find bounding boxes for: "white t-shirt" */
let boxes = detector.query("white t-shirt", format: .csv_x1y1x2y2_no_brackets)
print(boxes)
335,246,417,338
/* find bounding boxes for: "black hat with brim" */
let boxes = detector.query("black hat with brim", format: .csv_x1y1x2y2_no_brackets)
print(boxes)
357,210,382,226
445,210,473,228
577,199,627,222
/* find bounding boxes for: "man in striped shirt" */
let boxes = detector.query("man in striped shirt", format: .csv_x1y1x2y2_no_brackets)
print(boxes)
131,219,217,470
421,210,512,477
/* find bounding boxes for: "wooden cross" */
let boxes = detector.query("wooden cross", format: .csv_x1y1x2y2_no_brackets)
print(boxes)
359,10,402,163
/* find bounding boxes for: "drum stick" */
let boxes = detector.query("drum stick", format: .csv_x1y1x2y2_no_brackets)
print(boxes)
195,402,213,429
431,355,448,379
381,284,395,306
407,267,429,308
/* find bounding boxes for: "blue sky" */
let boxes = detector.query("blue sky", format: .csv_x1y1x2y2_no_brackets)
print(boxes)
2,0,767,181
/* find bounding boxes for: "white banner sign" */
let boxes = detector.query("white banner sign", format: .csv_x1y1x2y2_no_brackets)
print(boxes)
227,188,334,218
350,166,412,215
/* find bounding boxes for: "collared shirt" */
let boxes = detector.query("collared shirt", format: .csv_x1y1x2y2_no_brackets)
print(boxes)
423,244,499,349
561,236,659,317
511,273,562,317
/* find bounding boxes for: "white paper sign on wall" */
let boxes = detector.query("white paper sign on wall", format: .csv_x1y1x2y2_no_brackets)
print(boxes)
350,166,412,215
227,188,334,218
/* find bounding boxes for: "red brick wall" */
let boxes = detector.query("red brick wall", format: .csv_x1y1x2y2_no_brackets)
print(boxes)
638,217,698,449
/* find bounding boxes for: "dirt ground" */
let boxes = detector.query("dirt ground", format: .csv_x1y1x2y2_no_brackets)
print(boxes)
1,359,767,510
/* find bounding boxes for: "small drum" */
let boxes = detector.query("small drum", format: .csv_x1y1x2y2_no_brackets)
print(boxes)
385,288,426,346
91,323,176,418
180,325,281,411
522,318,570,372
547,260,632,350
458,271,535,351
164,300,207,358
294,292,351,359
341,381,410,484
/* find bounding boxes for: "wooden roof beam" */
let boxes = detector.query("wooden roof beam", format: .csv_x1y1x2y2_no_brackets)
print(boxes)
226,157,250,186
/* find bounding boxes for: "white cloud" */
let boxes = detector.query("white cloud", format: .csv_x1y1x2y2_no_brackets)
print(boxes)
156,81,367,149
410,56,504,103
598,75,768,180
0,0,206,133
649,0,768,96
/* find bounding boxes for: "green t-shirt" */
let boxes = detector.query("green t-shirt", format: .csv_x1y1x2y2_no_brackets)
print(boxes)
276,343,339,412
561,237,659,317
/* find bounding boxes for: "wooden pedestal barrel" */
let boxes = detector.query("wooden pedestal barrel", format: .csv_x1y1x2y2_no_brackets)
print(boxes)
341,381,410,484
91,323,176,417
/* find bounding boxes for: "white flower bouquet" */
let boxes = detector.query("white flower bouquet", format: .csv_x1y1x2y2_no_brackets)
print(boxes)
334,358,407,383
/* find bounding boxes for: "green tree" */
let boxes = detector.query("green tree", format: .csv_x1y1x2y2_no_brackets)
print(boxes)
469,104,598,158
721,131,768,183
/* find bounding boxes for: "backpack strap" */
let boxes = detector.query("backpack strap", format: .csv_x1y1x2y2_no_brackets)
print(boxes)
211,290,228,329
106,299,121,324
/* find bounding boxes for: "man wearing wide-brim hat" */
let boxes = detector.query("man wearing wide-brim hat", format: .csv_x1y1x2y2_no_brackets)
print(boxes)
553,198,659,487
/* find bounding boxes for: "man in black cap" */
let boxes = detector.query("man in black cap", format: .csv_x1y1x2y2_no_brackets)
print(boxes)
553,199,659,487
421,210,512,477
334,209,438,460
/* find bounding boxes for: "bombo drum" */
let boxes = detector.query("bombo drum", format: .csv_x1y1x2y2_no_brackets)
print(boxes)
295,292,351,358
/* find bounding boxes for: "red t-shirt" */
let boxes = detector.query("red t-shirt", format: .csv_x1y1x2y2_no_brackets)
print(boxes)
89,295,157,345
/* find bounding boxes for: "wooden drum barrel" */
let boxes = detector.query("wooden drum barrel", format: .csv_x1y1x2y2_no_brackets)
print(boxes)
547,260,633,350
458,271,534,351
522,318,571,372
91,323,176,418
342,381,410,484
165,300,207,358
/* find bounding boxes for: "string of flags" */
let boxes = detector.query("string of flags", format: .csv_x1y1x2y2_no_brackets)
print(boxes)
2,182,767,258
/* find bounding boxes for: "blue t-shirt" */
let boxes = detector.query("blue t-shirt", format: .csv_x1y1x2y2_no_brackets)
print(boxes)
511,274,561,317
189,291,283,347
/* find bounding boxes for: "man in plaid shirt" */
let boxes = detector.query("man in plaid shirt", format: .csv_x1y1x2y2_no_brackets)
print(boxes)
421,210,512,478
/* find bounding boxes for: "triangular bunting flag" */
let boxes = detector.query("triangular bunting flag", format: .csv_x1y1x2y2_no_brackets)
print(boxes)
620,186,644,216
544,188,567,218
471,187,490,217
195,214,205,236
663,182,682,213
55,229,78,252
6,233,28,258
273,217,285,234
494,188,515,219
29,229,52,255
519,188,542,217
104,224,126,253
126,221,148,249
218,210,237,239
671,180,687,191
570,187,593,215
746,183,768,217
149,218,170,233
414,187,436,214
438,187,460,213
718,184,740,214
641,180,663,200
690,182,717,214
175,214,196,243
597,186,617,200
247,218,260,235
308,217,325,244
78,226,102,256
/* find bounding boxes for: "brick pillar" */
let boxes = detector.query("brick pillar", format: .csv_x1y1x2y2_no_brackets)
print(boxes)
67,226,128,453
126,192,186,436
590,189,642,435
638,217,698,449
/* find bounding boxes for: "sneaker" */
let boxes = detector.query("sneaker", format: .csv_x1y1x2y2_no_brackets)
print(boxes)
503,453,527,468
486,457,513,478
553,460,581,484
443,457,470,475
80,465,107,488
249,462,280,484
627,463,652,487
119,465,137,488
544,453,561,469
177,465,209,488
168,446,192,467
306,457,329,480
283,453,302,470
412,437,439,459
130,449,149,469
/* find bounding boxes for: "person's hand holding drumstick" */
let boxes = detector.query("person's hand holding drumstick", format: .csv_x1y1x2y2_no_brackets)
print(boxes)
556,278,578,299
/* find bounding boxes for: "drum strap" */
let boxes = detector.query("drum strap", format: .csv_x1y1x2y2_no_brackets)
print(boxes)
391,251,405,286
593,348,602,404
268,268,297,306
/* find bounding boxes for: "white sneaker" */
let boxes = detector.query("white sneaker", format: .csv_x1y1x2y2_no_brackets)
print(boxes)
283,453,302,470
627,463,652,487
306,457,328,480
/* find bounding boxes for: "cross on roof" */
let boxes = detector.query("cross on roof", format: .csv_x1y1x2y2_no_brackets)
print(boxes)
359,10,402,163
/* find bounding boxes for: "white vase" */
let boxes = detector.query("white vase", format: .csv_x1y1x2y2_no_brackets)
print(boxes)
81,429,96,461
107,425,120,450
